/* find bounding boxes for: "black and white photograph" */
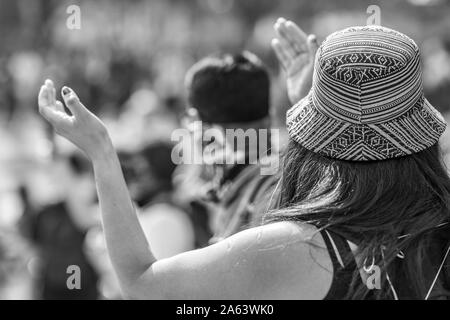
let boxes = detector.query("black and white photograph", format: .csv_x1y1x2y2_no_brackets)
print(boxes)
0,0,450,307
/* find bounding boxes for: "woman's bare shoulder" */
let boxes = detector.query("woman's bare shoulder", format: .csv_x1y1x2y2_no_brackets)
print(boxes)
219,221,334,299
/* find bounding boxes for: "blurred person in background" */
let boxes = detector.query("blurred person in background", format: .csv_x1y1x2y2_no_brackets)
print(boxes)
37,17,450,299
121,142,195,259
174,51,279,246
18,149,99,299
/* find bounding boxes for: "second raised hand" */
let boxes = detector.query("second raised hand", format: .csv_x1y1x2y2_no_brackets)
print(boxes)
271,18,319,105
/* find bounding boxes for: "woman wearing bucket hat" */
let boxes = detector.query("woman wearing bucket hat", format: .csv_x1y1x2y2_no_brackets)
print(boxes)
37,18,450,299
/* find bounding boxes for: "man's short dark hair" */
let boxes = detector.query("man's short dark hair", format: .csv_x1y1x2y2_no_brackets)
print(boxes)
185,51,270,124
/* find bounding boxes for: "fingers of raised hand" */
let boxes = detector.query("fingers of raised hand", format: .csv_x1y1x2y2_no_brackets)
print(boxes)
38,80,73,129
45,79,57,106
271,38,290,69
273,18,319,63
275,18,309,54
38,84,51,109
274,19,297,59
61,86,88,119
284,20,309,52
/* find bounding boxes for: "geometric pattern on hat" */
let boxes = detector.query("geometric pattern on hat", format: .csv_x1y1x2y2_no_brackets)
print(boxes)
287,25,447,161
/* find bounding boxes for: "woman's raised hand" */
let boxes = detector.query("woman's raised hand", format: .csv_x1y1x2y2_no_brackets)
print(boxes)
38,79,111,161
271,18,319,104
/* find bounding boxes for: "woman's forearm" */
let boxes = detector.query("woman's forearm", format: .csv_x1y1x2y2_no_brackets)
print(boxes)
91,139,156,289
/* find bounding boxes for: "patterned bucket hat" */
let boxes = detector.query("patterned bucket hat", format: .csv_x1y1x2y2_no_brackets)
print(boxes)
286,25,447,161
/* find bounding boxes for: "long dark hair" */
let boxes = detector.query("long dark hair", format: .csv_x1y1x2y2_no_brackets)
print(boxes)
264,140,450,299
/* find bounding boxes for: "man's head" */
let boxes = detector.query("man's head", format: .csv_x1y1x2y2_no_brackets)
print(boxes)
184,51,273,168
185,51,270,125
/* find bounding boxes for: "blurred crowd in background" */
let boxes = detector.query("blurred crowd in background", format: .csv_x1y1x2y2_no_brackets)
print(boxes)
1,0,450,299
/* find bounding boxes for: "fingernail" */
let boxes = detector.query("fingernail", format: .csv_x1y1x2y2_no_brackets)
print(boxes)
62,87,71,96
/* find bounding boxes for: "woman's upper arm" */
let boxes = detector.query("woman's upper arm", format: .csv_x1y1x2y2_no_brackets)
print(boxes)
128,221,329,300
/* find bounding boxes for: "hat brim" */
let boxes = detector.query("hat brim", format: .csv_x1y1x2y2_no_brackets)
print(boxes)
286,92,447,161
